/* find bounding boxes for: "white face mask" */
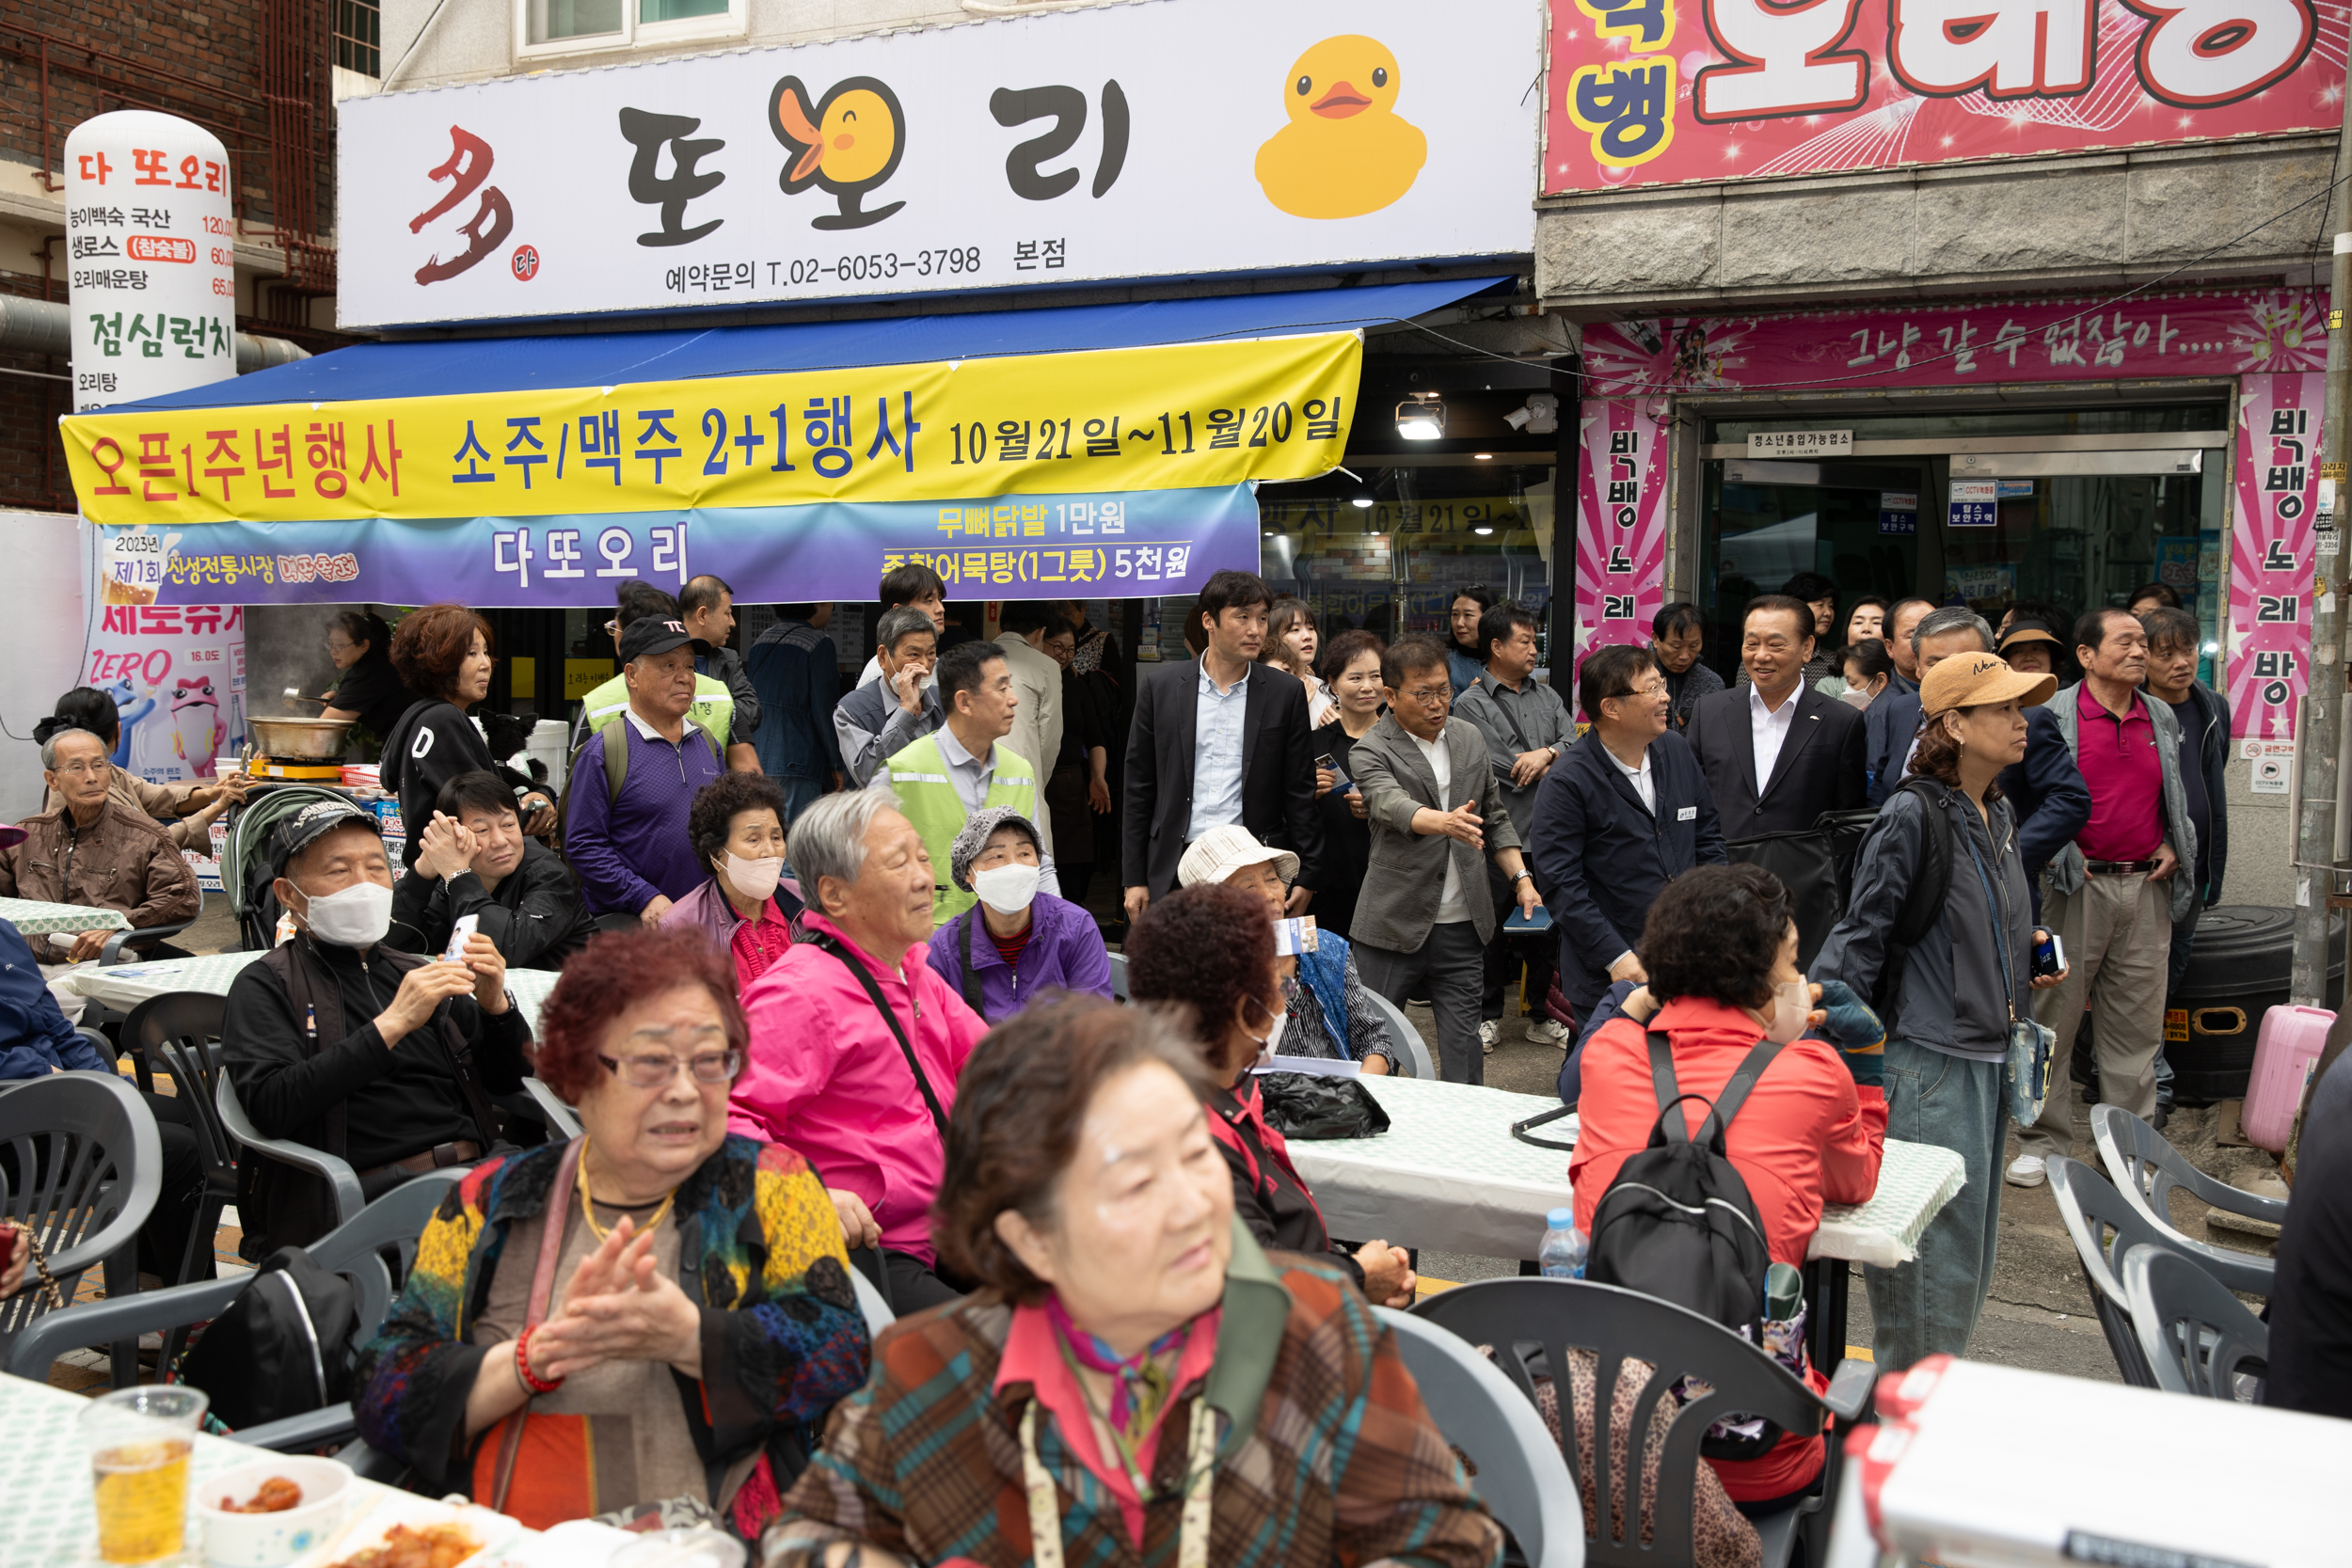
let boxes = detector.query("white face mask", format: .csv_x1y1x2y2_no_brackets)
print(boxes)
1244,995,1289,1065
1764,976,1811,1045
722,852,785,904
972,862,1041,915
294,879,393,949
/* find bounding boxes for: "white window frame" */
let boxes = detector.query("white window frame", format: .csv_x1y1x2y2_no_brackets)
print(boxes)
514,0,746,63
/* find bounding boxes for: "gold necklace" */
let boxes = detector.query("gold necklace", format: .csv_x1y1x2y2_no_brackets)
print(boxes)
575,1137,676,1242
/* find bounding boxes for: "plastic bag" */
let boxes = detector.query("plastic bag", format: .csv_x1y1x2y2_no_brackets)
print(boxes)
1256,1072,1392,1139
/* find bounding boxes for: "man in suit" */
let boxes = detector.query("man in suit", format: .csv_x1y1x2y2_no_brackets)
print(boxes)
1526,643,1726,1030
1349,635,1543,1084
1684,593,1867,841
1867,606,2006,804
1122,570,1322,924
1883,596,1934,689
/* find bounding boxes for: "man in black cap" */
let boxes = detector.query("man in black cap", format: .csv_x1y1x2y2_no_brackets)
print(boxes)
564,615,727,922
222,799,529,1254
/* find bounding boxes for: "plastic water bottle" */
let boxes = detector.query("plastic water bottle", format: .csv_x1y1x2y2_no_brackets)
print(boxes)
1538,1206,1587,1279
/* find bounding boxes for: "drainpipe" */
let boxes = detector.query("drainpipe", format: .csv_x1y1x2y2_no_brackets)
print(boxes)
0,293,311,373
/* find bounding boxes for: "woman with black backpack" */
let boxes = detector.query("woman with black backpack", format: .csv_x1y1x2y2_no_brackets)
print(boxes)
1813,653,2070,1375
1570,863,1887,1514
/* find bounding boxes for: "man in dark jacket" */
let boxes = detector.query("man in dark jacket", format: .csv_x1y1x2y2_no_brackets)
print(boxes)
1684,594,1867,839
683,574,763,773
389,769,589,970
1527,643,1725,1025
223,800,529,1254
2141,606,2229,1119
1867,607,2004,804
747,602,843,821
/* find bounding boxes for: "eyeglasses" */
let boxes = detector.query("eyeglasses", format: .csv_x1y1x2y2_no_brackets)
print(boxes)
325,640,357,655
1403,684,1451,704
597,1049,742,1088
51,760,107,778
1617,681,1669,700
603,620,620,637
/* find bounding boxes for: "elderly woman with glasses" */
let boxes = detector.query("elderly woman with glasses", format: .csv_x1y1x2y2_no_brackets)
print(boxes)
764,995,1501,1568
354,925,870,1541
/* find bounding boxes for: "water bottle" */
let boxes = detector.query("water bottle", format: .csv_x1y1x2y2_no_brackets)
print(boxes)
1538,1206,1587,1278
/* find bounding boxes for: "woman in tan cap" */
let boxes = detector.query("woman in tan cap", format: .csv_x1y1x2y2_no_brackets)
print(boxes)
1811,652,2071,1372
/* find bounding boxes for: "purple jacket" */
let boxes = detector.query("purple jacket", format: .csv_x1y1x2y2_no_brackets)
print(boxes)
924,894,1112,1024
661,874,805,971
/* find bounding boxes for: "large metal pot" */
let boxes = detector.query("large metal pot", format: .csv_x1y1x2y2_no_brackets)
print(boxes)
246,716,356,760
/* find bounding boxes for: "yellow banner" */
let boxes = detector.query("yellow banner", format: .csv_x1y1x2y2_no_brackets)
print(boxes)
63,333,1361,527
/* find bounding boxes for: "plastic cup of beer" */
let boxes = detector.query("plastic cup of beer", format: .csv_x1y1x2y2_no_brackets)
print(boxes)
80,1386,208,1563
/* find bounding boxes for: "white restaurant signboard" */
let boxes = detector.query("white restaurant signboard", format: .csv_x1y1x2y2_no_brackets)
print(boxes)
336,0,1539,327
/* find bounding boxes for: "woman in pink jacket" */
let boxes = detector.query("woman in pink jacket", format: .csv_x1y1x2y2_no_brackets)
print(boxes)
728,790,989,1314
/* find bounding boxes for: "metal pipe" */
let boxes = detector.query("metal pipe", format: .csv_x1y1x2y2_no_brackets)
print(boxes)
0,294,310,372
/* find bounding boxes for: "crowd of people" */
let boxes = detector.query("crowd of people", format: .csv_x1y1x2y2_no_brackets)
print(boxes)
7,554,2349,1557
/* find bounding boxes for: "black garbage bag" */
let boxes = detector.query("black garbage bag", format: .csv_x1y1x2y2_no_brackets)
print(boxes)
1256,1072,1392,1140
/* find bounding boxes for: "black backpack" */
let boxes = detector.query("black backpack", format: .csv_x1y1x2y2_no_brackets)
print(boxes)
1586,1031,1785,1348
173,1247,359,1431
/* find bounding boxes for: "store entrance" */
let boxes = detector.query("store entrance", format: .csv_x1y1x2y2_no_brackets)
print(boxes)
1698,403,2231,682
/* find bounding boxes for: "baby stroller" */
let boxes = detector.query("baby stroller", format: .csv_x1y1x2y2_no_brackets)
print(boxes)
220,784,355,951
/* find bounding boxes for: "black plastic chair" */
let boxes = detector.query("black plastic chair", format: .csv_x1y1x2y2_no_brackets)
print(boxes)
1414,1276,1870,1568
9,1167,462,1470
127,991,237,1366
0,1070,163,1387
98,884,204,966
2090,1103,2280,1292
2121,1243,2268,1402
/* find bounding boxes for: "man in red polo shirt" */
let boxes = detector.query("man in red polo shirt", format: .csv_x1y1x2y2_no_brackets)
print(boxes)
2010,607,2197,1187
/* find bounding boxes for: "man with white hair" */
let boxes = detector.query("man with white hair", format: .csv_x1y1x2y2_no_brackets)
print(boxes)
565,616,727,923
730,790,989,1312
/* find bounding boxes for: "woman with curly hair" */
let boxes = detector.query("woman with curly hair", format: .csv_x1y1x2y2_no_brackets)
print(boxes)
1124,883,1416,1307
663,771,803,990
354,924,868,1540
378,603,555,866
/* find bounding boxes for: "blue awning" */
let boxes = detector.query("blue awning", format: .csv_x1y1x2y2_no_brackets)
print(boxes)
127,277,1506,411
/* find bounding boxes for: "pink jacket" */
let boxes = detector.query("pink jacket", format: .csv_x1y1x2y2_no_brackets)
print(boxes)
730,911,988,1262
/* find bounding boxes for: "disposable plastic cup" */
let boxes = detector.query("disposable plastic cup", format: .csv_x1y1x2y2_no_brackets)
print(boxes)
80,1386,209,1563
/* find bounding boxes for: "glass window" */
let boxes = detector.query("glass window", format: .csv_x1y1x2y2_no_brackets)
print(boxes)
641,0,727,19
334,0,381,76
527,0,625,44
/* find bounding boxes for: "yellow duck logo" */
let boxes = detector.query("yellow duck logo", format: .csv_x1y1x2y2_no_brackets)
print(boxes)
1254,36,1427,220
769,75,907,230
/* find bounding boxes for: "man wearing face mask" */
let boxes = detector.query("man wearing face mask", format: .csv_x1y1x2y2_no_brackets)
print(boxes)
224,800,531,1255
926,808,1110,1025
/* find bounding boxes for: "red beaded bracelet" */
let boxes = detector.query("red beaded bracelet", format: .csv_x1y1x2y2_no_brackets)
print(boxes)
514,1324,564,1395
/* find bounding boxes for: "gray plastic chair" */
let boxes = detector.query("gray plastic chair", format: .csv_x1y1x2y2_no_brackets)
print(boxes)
1107,950,1128,1000
1414,1276,1869,1568
98,883,203,966
0,1069,163,1387
2046,1156,2177,1386
2122,1242,2268,1402
522,1076,583,1138
216,1068,366,1230
1362,988,1438,1080
128,992,240,1365
9,1168,463,1460
2090,1104,2279,1291
1377,1306,1583,1568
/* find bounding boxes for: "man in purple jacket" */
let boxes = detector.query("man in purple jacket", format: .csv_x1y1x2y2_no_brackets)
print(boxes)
925,807,1110,1024
564,616,727,920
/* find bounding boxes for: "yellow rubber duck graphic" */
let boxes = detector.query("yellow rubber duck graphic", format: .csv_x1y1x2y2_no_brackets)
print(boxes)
1254,36,1426,219
769,74,907,230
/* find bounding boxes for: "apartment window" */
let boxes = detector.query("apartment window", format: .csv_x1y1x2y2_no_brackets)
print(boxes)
521,0,739,52
334,0,381,76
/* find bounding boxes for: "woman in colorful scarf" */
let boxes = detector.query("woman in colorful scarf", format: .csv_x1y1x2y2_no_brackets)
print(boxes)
764,995,1501,1568
1126,882,1418,1308
354,925,870,1540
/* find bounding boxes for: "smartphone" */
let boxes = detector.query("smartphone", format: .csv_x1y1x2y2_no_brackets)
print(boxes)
2033,929,2065,979
442,912,481,964
1273,915,1320,957
1505,905,1553,933
1315,752,1357,795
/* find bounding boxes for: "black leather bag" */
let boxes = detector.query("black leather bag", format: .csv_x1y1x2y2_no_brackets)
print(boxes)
174,1247,359,1430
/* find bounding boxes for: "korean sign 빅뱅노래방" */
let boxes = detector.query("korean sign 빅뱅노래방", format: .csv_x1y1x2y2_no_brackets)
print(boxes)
1573,399,1669,677
1546,0,2346,193
335,0,1537,327
2229,372,2322,739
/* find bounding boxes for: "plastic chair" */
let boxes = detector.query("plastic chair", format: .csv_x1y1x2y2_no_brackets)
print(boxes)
1377,1306,1583,1568
216,1068,366,1231
99,883,203,966
9,1168,462,1463
1362,988,1438,1080
2090,1104,2279,1292
2122,1243,2268,1402
127,991,240,1365
0,1070,163,1388
1108,951,1128,1000
521,1076,582,1138
1413,1276,1869,1568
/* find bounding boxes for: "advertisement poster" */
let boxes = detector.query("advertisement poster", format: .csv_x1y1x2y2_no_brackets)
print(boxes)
2227,372,2322,739
1579,288,2326,397
1573,399,1668,673
1547,0,2348,194
338,0,1538,327
79,600,246,785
